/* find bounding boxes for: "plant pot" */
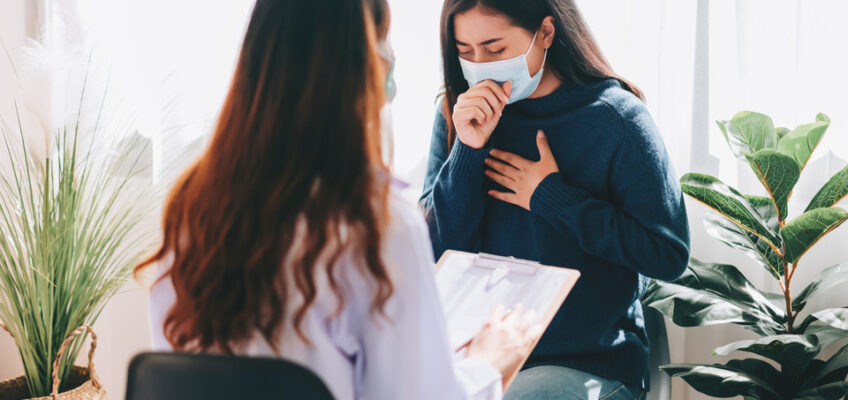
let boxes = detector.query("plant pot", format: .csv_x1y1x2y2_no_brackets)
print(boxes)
0,326,107,400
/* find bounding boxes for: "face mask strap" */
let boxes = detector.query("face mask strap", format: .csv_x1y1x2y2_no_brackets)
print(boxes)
527,31,548,79
525,31,539,56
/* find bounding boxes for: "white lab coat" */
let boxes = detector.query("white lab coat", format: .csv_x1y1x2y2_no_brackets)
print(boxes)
147,191,502,400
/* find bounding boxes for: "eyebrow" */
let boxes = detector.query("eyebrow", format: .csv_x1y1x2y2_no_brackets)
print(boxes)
456,37,503,46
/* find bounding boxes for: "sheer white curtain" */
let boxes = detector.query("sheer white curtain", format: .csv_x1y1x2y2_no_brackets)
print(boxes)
4,0,847,399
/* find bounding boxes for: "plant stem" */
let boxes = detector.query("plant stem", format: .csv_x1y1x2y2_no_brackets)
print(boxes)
783,261,794,333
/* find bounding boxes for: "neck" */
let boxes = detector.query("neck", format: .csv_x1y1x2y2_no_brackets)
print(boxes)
527,67,562,99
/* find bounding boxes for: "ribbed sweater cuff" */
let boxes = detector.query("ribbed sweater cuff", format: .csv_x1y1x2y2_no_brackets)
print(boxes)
529,172,586,220
447,138,490,182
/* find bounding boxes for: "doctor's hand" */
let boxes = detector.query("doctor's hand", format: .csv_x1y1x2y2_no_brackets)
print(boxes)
453,80,513,149
467,304,543,385
485,130,560,211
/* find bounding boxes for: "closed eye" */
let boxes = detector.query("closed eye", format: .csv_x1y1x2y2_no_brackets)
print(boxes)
489,48,505,55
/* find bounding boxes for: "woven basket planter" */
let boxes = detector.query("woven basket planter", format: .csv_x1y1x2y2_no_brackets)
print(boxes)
0,326,107,400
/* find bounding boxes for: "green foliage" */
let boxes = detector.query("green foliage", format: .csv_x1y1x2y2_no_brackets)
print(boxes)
782,208,848,265
646,111,848,399
680,173,781,251
0,95,158,395
717,111,779,158
778,113,831,171
807,166,848,212
792,264,848,312
745,149,800,222
644,260,785,336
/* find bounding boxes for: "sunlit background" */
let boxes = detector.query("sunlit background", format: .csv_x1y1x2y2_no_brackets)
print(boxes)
1,1,848,399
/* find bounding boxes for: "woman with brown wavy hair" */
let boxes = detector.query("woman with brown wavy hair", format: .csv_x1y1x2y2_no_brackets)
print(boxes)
138,0,540,398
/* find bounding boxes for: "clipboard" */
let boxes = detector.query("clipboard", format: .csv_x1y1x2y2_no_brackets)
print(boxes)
434,250,580,389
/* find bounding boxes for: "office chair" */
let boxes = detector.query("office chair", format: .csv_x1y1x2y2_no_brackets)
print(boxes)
126,352,334,400
643,303,672,400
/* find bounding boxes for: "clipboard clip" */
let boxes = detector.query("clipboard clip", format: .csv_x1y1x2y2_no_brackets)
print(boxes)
473,253,541,290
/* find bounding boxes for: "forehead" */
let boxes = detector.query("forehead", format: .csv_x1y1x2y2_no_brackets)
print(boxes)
453,6,526,44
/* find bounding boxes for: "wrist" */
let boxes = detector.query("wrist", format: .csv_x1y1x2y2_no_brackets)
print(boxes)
458,135,487,150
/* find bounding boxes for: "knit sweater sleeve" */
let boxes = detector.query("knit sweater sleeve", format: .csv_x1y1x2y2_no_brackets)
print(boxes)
419,107,490,258
528,105,690,281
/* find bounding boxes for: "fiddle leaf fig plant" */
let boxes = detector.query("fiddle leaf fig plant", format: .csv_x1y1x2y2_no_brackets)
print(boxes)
644,111,848,399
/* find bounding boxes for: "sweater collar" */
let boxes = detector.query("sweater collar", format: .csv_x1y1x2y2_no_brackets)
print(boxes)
508,78,621,117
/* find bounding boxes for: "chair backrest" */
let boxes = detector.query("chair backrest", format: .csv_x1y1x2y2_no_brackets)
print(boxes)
126,352,335,400
643,304,671,400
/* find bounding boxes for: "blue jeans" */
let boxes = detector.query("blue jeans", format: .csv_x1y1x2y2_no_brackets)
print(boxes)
504,365,643,400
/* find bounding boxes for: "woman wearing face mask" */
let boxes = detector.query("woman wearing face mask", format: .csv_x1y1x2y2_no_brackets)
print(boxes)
139,0,541,399
420,0,690,399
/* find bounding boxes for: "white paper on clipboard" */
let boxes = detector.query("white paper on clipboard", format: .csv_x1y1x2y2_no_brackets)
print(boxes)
434,251,580,351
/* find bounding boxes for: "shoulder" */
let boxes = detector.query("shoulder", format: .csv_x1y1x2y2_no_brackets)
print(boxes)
594,80,664,152
432,100,448,135
386,189,432,251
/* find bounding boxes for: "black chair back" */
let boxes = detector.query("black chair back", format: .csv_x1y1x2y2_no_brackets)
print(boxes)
643,303,671,400
126,352,335,400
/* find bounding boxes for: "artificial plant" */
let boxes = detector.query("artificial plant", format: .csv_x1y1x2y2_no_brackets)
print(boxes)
644,111,848,399
0,78,159,396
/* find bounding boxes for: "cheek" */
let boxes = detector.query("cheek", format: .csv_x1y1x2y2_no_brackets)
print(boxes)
527,44,547,76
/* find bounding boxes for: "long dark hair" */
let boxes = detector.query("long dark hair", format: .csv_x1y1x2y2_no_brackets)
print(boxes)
440,0,644,147
136,0,393,353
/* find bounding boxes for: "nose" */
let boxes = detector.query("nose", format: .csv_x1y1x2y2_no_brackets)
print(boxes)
471,49,496,64
471,53,487,63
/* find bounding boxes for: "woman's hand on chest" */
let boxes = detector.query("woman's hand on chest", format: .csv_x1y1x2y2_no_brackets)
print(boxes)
485,130,560,210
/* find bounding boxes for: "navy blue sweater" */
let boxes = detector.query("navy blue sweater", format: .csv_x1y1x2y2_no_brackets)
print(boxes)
419,79,690,388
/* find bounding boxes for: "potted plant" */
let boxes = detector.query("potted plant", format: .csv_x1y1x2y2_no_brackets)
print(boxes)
644,111,848,399
0,69,159,398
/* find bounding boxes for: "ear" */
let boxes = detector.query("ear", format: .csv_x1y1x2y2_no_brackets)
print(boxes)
540,16,555,48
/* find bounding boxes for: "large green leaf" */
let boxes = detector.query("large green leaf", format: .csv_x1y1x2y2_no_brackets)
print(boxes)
717,111,779,159
815,343,848,385
809,308,848,331
745,149,800,222
792,264,848,312
800,359,828,391
705,198,783,278
725,359,786,395
661,363,785,399
644,265,786,336
644,280,765,332
799,324,848,349
681,173,781,251
781,207,848,264
714,335,822,372
796,381,848,400
675,260,786,321
806,165,848,212
746,195,780,231
777,113,830,171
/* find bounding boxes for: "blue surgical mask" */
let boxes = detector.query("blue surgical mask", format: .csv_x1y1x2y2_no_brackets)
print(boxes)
378,40,397,102
378,40,396,164
458,32,547,104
